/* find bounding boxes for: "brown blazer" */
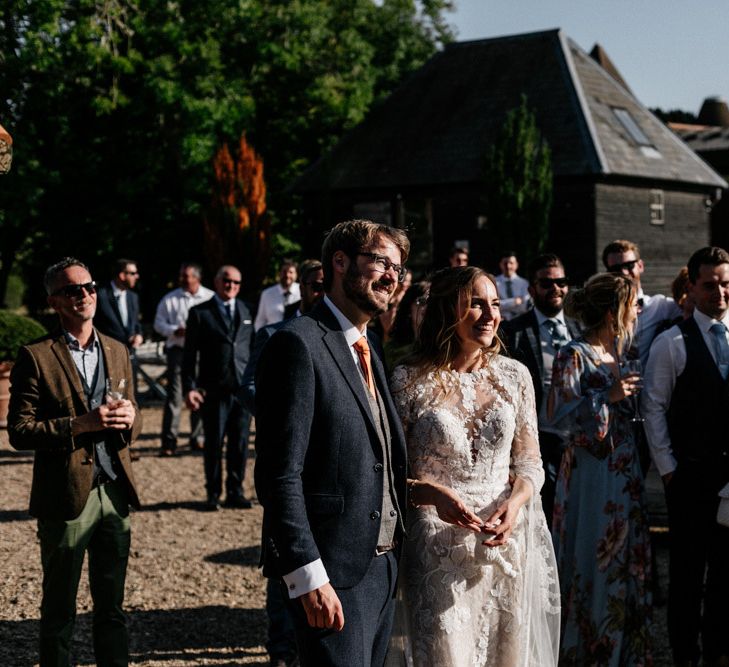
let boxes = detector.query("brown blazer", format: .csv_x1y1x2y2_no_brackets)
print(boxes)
8,330,142,519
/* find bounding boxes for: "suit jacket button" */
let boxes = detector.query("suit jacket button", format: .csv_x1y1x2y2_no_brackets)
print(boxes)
390,510,397,517
370,511,380,520
373,463,383,472
289,583,296,590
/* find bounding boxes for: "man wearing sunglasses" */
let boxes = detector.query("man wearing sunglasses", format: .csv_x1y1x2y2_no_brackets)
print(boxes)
8,257,142,666
239,258,324,667
602,239,680,364
501,253,581,524
94,258,144,350
182,265,254,511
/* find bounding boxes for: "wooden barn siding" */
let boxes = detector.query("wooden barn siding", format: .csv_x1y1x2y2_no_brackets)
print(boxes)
594,183,710,295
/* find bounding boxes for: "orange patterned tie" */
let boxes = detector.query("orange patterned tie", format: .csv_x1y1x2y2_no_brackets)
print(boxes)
353,336,376,398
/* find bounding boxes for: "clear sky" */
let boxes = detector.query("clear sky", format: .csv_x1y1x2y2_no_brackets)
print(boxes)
449,0,729,115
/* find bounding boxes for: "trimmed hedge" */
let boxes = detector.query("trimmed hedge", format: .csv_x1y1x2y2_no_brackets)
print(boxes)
0,310,47,361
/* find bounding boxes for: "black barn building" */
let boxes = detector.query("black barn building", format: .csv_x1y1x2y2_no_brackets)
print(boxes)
292,29,726,292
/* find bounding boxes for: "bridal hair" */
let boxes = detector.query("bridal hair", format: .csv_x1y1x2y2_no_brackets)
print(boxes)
405,266,502,374
565,272,636,350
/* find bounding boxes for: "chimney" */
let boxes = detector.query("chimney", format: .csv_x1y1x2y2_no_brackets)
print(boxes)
698,96,729,127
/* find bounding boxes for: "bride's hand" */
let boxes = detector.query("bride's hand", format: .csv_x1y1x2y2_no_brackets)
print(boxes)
481,498,521,547
426,482,484,533
408,479,483,532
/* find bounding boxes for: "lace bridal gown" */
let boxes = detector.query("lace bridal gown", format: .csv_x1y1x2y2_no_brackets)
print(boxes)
391,356,560,667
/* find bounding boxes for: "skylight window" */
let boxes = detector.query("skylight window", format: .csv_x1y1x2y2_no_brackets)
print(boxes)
612,108,652,146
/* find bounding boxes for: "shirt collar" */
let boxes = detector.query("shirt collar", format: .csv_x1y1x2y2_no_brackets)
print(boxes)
214,294,235,309
694,307,729,333
534,307,565,327
64,328,99,351
324,295,367,347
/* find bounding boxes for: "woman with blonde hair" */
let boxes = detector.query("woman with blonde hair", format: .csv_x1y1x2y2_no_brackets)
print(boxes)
391,266,560,667
548,272,652,666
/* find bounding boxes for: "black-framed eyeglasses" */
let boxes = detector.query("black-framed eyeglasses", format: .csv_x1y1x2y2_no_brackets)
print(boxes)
607,259,638,274
222,278,241,285
304,280,324,293
536,278,569,289
356,252,407,283
52,281,97,298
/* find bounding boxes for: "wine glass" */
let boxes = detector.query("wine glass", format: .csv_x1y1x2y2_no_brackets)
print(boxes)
620,359,644,423
105,378,127,406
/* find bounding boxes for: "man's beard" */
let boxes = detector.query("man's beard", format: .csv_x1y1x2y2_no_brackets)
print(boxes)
342,264,389,317
535,296,562,318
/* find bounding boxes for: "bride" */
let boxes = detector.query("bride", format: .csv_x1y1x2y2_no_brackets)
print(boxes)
391,266,560,666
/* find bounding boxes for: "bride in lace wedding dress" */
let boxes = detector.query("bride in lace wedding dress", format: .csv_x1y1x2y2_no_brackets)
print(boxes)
391,267,560,667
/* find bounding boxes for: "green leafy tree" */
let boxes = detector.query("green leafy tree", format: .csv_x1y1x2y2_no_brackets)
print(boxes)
484,95,553,268
0,0,453,309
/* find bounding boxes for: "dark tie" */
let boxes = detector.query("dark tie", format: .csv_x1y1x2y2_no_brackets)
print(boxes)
505,279,514,298
546,319,569,350
353,337,376,398
710,323,729,379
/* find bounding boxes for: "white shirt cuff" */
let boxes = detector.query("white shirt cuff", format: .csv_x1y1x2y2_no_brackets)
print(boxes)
282,559,329,599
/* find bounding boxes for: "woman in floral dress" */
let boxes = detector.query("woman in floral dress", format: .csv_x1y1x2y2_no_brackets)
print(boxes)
548,273,653,666
392,266,560,667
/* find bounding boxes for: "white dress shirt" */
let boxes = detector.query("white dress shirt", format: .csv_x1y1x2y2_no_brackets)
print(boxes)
282,295,368,599
153,285,214,349
634,290,681,364
495,273,530,320
254,282,301,331
642,308,729,476
110,281,129,329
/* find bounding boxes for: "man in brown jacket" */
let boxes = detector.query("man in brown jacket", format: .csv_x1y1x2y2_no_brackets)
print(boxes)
8,257,142,667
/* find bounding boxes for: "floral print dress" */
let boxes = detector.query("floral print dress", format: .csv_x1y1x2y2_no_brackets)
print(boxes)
548,339,652,666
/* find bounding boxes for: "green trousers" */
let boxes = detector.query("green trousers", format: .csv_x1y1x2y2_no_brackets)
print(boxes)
37,481,131,667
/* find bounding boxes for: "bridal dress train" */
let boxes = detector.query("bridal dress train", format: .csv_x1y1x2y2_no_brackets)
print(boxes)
391,356,560,667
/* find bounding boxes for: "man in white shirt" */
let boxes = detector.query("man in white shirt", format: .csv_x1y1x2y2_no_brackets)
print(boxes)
255,221,409,665
254,259,300,331
602,239,681,364
495,251,530,320
153,263,214,456
642,246,729,666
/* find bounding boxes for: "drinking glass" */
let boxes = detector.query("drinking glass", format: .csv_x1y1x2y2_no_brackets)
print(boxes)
620,359,644,423
105,378,127,405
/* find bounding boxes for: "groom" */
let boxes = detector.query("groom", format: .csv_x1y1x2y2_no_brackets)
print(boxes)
254,220,410,666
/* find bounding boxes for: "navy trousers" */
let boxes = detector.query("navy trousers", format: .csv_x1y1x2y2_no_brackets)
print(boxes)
288,551,398,667
201,391,251,499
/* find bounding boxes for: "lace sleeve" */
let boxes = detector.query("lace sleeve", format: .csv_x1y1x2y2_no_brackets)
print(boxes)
511,361,545,493
390,364,416,433
547,345,616,459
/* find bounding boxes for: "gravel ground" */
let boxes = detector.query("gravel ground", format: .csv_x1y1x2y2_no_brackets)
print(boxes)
1,407,268,667
1,406,673,666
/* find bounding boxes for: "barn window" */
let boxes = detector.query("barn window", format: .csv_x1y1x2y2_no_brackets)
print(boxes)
649,189,664,225
613,108,651,146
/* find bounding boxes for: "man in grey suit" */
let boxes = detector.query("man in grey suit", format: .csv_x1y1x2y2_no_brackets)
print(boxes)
255,220,410,666
501,253,581,524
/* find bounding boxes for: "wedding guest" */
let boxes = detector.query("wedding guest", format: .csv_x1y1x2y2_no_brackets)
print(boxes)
383,280,429,370
495,251,529,320
371,269,413,343
392,266,560,666
548,273,652,666
254,259,300,331
448,245,469,268
642,247,729,666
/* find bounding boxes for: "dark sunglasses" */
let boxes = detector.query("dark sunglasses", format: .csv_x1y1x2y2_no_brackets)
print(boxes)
304,280,324,293
222,278,241,285
52,281,97,298
536,278,569,289
607,260,638,274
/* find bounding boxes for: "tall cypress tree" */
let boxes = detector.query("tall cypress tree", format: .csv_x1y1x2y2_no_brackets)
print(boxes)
484,95,553,268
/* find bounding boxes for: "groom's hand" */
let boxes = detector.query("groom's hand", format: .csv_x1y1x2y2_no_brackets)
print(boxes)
301,583,345,631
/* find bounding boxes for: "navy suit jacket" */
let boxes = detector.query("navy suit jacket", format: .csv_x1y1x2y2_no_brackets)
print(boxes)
93,284,142,345
500,308,582,410
182,297,254,395
254,301,408,587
